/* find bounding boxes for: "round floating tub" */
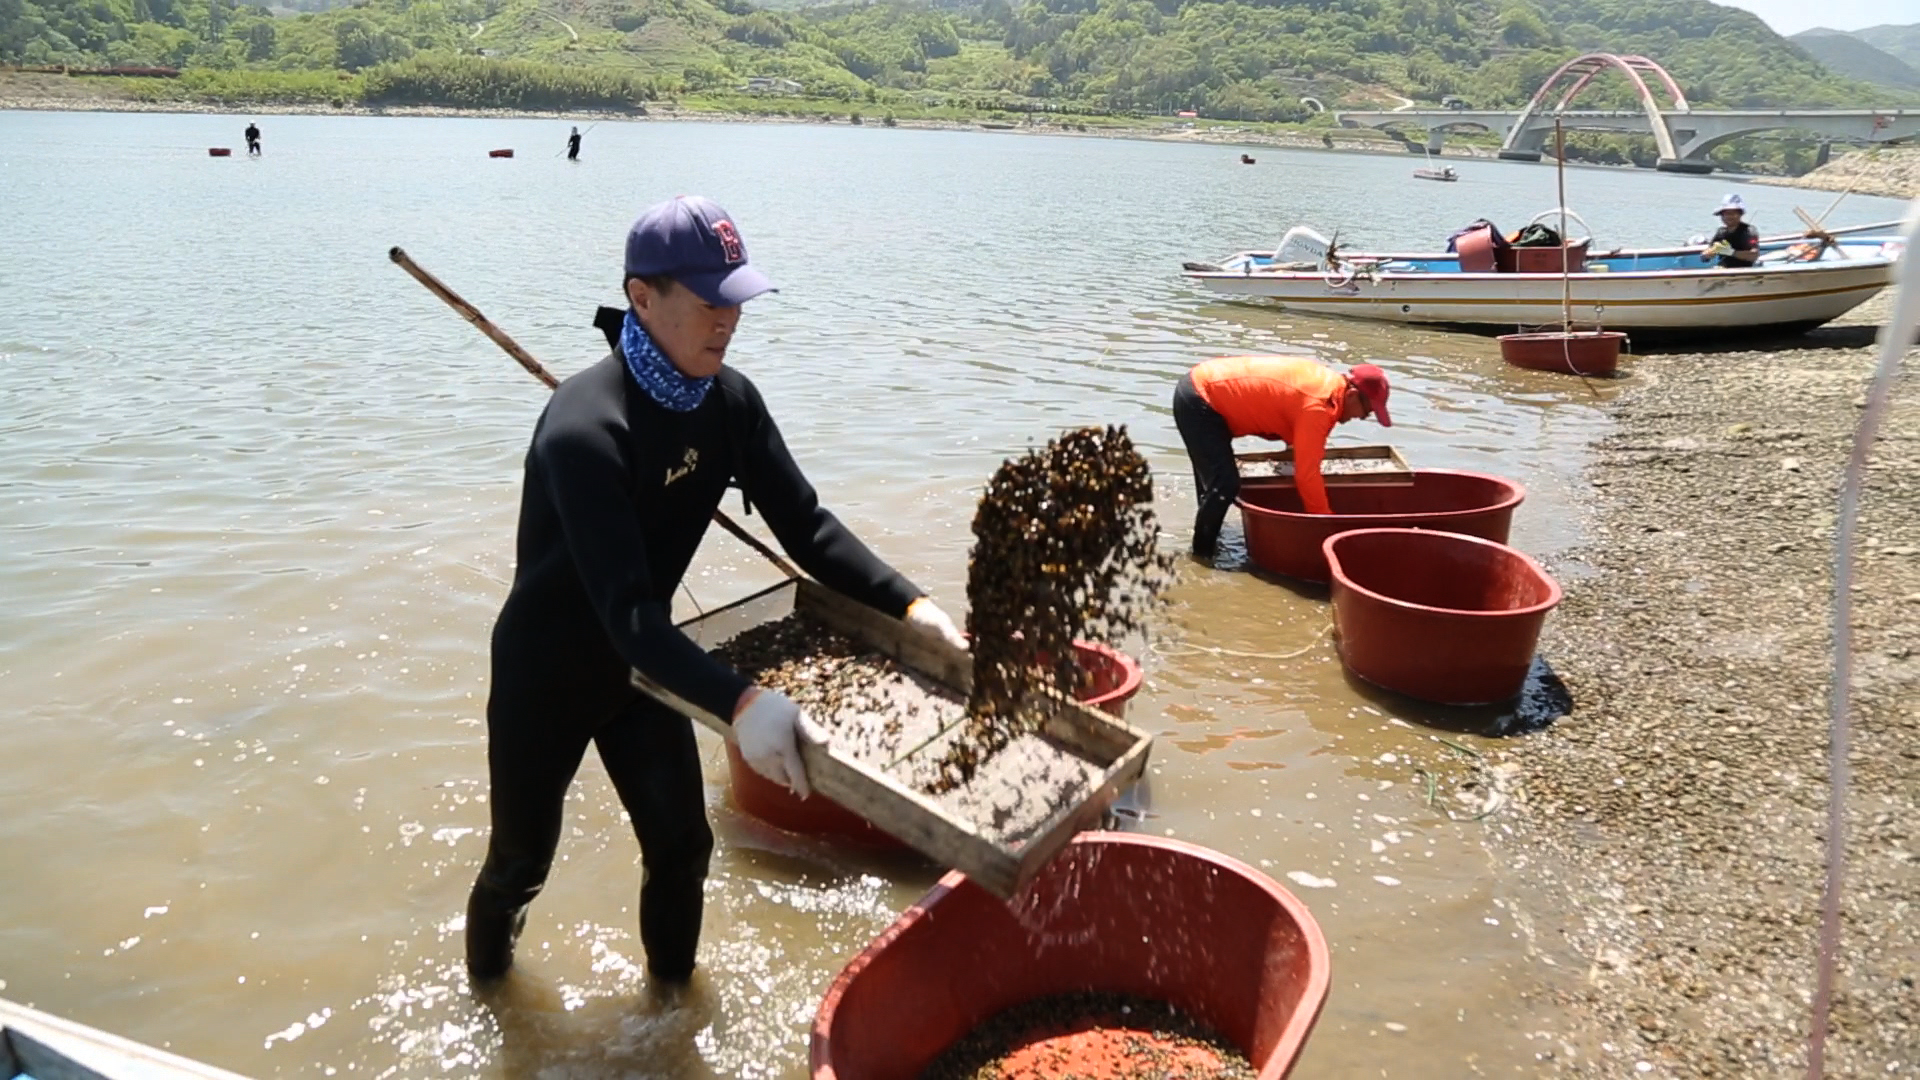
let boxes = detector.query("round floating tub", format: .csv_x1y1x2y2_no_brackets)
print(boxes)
725,641,1142,848
1236,469,1526,584
488,148,515,158
207,147,232,157
811,832,1331,1080
1498,330,1625,376
1324,528,1562,705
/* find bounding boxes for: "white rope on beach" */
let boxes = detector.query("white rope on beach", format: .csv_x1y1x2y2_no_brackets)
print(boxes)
1809,199,1920,1079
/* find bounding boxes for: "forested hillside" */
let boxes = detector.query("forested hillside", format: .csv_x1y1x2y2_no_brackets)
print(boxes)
3,0,1910,118
1853,23,1920,69
1791,28,1920,92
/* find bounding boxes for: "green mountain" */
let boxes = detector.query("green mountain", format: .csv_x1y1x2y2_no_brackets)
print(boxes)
2,0,1910,117
1791,28,1920,91
1851,23,1920,69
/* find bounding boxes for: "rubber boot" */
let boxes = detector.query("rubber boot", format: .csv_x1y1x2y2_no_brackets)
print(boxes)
465,882,528,982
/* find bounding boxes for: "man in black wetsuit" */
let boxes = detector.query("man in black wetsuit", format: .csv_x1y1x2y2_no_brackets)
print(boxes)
244,122,261,156
1702,193,1759,268
466,195,967,987
565,126,581,161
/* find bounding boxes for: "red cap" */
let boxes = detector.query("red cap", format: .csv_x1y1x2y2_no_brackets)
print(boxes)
1348,364,1392,427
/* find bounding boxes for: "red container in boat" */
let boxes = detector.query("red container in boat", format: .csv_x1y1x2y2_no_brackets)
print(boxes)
1498,330,1625,375
207,147,231,157
1324,528,1562,705
1236,469,1525,584
810,832,1331,1079
726,641,1143,848
488,148,514,158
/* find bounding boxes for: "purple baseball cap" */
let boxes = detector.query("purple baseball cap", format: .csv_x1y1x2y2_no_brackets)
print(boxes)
624,195,775,307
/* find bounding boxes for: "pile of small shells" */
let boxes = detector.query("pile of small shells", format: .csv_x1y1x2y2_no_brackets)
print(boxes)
709,613,1097,844
919,991,1257,1080
937,425,1173,792
709,614,923,762
1239,456,1400,478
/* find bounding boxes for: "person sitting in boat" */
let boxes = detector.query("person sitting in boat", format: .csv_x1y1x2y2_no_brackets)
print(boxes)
1173,355,1392,559
1702,194,1759,269
463,195,968,987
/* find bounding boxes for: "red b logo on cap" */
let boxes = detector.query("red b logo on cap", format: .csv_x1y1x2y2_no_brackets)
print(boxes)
713,220,743,264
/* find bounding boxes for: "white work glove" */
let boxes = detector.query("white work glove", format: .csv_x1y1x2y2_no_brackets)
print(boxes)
733,687,821,800
905,597,969,652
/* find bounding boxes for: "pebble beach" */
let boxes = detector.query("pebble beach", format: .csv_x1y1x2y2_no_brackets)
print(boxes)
1492,292,1920,1076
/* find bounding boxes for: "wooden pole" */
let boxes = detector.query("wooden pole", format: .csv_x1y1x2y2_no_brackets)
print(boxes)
1555,118,1571,335
389,246,803,581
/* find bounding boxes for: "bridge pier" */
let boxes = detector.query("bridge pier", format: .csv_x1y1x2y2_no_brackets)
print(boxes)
1655,158,1715,174
1498,149,1543,162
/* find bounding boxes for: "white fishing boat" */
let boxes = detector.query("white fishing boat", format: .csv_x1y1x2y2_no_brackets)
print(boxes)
1182,213,1906,337
2,997,252,1080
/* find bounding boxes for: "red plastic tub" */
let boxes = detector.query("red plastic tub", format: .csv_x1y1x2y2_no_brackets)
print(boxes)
1324,528,1561,705
726,641,1143,848
1498,330,1625,375
1236,469,1525,584
207,147,231,157
811,832,1331,1080
488,148,515,158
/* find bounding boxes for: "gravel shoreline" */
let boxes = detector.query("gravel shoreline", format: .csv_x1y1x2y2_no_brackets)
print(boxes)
1493,292,1920,1076
1755,147,1920,201
0,73,1493,159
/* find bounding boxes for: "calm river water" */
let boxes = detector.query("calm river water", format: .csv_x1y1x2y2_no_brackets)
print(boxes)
0,109,1906,1078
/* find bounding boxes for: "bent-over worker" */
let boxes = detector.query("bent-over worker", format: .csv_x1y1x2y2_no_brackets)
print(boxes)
1702,194,1759,268
466,195,967,986
1173,355,1393,558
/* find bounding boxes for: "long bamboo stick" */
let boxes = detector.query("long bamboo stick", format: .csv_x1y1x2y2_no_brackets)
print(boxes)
389,246,802,580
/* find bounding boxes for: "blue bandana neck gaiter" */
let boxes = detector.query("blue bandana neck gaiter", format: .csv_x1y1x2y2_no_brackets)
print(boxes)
620,309,714,412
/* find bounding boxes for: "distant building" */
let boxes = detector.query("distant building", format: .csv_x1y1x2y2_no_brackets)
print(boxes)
742,76,803,95
1176,110,1198,118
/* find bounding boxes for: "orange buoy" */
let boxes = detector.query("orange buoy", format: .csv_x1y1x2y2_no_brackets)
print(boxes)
208,147,232,157
488,148,514,158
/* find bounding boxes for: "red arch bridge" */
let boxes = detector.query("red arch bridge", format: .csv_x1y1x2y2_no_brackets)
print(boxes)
1335,53,1919,174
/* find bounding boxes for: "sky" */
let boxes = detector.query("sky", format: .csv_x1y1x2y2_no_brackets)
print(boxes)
1710,0,1918,36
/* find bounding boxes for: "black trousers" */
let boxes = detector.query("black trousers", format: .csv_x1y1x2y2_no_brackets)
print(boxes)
469,674,714,982
1172,372,1239,557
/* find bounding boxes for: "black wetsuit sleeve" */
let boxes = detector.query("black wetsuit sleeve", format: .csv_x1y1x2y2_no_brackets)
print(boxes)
536,419,751,722
729,377,924,618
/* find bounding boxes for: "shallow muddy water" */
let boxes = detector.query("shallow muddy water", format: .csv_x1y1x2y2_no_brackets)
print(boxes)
1,109,1908,1078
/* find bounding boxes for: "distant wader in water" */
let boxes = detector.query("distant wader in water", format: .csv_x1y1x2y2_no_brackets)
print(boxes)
566,126,582,161
244,122,261,156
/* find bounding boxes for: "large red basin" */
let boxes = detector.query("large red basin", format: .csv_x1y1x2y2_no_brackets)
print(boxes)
1324,528,1561,705
726,641,1142,848
810,832,1331,1079
1237,469,1525,584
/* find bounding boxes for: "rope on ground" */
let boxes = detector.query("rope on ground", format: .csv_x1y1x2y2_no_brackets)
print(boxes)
1148,622,1331,662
